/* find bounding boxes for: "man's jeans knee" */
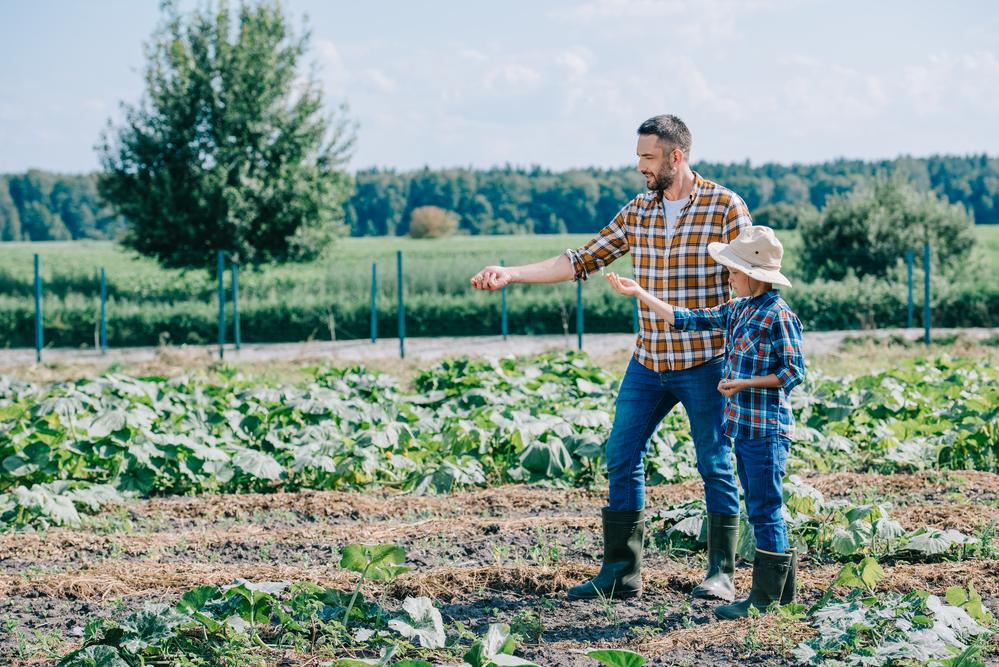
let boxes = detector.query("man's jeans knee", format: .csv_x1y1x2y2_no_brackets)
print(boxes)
605,356,739,515
606,358,676,511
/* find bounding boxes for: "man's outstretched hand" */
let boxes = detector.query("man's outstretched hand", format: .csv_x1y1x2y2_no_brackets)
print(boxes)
470,265,513,291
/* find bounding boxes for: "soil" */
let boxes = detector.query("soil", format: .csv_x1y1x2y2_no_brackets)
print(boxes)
2,472,998,666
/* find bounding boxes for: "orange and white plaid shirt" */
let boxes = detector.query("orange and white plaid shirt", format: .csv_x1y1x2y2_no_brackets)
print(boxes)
565,172,752,372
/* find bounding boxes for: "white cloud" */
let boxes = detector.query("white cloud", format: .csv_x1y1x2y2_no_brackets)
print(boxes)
556,48,590,80
484,63,543,94
458,48,486,62
554,0,792,46
906,51,999,114
315,39,348,91
358,68,397,94
778,59,888,125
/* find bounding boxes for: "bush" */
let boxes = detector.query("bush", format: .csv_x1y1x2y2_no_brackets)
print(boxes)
799,179,975,281
408,206,459,239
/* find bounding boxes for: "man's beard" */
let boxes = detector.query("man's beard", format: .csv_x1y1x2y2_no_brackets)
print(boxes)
647,165,676,193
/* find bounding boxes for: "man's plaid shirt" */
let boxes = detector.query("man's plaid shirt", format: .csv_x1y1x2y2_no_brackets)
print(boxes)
564,172,752,372
672,289,806,439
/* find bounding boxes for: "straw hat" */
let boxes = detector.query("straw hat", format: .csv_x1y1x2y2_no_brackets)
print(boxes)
708,225,792,288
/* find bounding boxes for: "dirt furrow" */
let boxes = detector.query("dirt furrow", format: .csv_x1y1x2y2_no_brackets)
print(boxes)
5,558,996,603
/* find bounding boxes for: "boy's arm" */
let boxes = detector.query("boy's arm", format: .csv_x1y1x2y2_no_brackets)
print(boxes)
768,310,806,391
719,310,805,397
670,301,733,332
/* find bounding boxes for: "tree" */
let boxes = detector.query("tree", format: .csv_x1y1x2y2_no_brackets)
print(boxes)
97,0,354,268
0,180,22,241
752,201,818,230
799,178,975,281
408,206,459,239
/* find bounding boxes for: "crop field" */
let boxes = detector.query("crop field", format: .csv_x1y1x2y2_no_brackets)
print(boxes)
1,341,998,666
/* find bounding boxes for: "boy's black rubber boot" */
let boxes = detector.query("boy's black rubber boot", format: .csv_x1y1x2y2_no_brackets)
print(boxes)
691,512,739,602
567,508,644,600
715,549,792,620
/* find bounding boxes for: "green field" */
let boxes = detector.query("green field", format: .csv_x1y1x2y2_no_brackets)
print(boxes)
1,349,998,665
0,227,996,348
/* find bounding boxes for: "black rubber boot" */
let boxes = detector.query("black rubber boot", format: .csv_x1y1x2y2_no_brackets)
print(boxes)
691,512,739,602
567,508,644,600
780,547,797,604
714,549,792,620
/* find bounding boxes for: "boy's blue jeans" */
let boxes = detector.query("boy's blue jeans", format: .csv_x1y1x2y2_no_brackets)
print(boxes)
606,356,740,516
735,434,791,553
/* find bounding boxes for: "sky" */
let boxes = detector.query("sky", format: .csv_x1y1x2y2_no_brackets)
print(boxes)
1,0,998,174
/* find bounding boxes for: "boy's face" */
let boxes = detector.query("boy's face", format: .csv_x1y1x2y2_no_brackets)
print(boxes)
728,268,752,298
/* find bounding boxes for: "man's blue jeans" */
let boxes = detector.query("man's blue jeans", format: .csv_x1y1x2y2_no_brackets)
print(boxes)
606,355,740,515
735,434,791,553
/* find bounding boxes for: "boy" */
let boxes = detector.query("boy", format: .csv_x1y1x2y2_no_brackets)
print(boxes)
606,225,805,619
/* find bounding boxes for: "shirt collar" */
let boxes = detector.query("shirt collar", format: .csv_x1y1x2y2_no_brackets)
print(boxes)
653,170,703,205
749,288,780,307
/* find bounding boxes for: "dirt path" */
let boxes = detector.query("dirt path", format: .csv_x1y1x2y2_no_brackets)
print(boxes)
3,327,997,369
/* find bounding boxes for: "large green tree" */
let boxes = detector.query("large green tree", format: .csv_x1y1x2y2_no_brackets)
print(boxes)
97,0,354,268
799,178,975,281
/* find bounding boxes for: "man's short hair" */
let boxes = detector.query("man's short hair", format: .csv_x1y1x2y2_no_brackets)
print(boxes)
637,115,692,157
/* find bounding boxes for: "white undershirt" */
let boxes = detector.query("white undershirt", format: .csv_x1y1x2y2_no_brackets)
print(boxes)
662,196,686,238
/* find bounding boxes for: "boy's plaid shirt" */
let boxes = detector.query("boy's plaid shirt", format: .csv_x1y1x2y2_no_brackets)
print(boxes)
672,289,806,439
564,173,752,372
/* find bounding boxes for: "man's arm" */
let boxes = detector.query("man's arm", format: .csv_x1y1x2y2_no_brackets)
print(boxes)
470,199,633,291
470,255,575,291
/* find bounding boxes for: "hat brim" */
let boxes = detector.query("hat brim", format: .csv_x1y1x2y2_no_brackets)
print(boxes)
708,242,792,288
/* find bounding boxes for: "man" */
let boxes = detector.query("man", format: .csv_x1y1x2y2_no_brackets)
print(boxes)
470,115,751,602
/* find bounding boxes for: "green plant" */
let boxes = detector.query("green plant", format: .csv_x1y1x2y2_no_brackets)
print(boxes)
339,544,410,626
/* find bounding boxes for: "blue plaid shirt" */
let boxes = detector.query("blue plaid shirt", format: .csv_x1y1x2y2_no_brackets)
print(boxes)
672,289,805,439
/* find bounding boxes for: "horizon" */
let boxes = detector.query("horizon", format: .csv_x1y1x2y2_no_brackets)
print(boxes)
4,151,997,179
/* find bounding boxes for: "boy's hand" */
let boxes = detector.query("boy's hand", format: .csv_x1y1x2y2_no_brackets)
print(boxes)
606,272,643,297
717,378,747,397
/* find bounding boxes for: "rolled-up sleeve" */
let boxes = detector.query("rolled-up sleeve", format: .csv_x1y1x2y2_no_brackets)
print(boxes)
769,310,805,391
565,204,631,281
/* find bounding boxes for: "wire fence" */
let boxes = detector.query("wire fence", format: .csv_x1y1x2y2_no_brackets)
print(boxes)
25,245,935,363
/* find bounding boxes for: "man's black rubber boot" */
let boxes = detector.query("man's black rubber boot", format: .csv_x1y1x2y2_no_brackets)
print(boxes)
567,508,644,600
691,512,739,602
715,549,792,620
780,547,798,604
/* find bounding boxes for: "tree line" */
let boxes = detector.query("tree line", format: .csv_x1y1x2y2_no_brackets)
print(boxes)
1,154,996,243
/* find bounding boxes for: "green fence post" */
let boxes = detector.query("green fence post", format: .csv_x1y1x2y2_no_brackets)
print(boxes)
34,254,43,363
923,242,931,345
906,250,914,329
397,250,405,359
371,262,378,343
100,268,107,355
231,260,240,350
576,279,583,351
633,298,639,334
501,259,508,340
217,250,225,359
